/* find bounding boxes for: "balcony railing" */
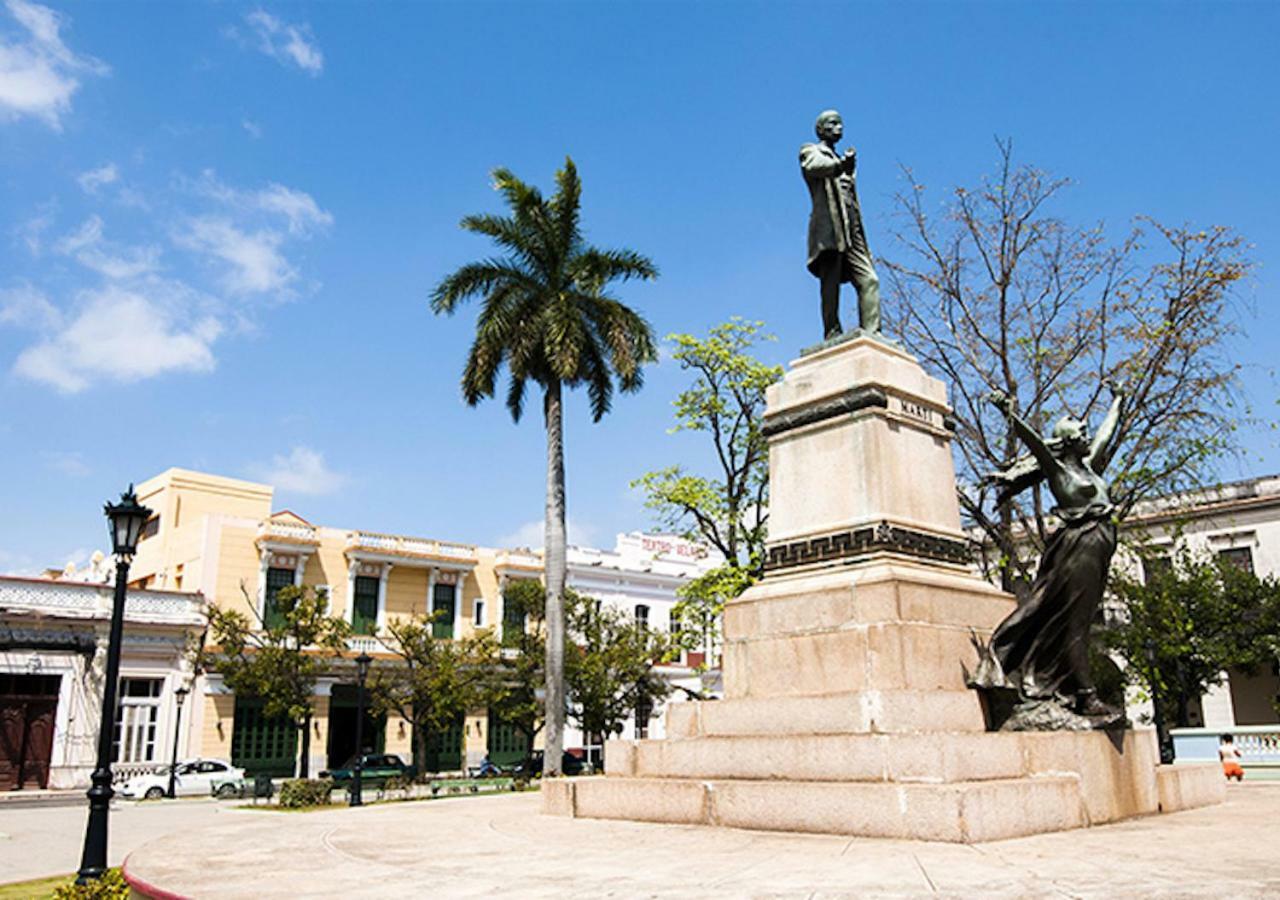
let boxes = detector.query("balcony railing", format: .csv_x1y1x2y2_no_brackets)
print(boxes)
0,578,205,626
1171,725,1280,776
345,635,383,654
257,519,319,545
496,549,542,570
346,531,476,563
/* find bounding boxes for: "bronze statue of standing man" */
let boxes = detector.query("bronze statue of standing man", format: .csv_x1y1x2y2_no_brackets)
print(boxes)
800,110,881,339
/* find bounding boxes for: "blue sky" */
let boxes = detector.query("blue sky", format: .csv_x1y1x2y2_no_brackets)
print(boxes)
1,0,1277,573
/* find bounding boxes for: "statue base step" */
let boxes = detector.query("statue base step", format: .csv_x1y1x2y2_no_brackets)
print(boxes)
544,729,1224,843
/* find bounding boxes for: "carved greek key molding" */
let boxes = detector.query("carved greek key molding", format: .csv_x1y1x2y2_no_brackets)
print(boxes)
765,521,973,571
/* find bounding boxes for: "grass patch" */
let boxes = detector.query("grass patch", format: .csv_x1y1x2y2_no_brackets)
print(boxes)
0,874,71,899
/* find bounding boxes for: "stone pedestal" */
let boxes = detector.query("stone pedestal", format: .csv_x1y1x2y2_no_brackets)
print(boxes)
544,335,1222,841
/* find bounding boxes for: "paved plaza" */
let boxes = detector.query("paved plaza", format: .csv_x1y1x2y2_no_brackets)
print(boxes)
109,783,1280,899
0,797,230,884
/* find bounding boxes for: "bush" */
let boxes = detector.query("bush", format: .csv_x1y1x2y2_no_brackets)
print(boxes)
278,777,334,808
52,869,130,899
383,774,409,792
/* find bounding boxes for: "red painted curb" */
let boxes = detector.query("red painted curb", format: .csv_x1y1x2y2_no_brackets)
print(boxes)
121,854,192,900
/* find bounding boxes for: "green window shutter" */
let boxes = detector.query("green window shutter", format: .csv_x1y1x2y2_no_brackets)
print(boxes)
501,592,526,648
432,583,455,640
353,576,379,635
263,567,294,628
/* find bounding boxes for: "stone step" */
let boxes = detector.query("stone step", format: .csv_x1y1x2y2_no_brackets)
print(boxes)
664,690,988,739
608,731,1028,784
544,774,1087,843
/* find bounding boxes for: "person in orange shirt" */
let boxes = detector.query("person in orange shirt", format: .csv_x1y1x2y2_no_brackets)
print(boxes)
1219,734,1245,781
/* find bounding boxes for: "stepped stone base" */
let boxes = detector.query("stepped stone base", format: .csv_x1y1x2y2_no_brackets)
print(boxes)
545,774,1085,843
545,729,1199,842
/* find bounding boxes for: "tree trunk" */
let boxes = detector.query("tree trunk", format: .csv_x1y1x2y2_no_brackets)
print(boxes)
299,712,311,778
543,380,567,777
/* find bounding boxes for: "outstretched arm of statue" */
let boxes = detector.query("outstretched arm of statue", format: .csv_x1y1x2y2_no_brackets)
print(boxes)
989,390,1058,475
1087,382,1125,474
799,144,842,178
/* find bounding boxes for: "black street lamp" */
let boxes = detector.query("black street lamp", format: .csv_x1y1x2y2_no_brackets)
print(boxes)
350,653,372,808
77,486,152,884
166,685,190,799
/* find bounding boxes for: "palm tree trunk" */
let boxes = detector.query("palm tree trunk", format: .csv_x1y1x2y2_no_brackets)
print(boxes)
543,379,567,777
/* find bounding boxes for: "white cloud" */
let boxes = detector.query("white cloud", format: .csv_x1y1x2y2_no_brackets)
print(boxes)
56,215,161,280
13,284,220,393
15,204,54,254
77,162,117,194
0,282,60,329
250,446,344,495
43,449,89,477
177,216,293,295
255,183,333,236
243,10,323,76
497,518,600,550
241,118,261,139
0,0,107,129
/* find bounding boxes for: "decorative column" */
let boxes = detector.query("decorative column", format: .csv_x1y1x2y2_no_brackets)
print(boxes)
347,559,361,626
376,563,392,634
425,567,437,621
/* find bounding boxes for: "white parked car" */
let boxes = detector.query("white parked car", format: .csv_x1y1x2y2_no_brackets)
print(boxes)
119,759,245,800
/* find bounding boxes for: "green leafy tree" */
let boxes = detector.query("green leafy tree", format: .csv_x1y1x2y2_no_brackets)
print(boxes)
368,613,501,775
885,141,1253,590
632,318,783,657
565,590,677,751
206,585,350,777
489,578,547,752
1104,546,1280,729
431,158,658,775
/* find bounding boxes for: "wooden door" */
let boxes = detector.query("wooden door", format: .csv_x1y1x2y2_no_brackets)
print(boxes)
20,701,56,789
0,699,25,790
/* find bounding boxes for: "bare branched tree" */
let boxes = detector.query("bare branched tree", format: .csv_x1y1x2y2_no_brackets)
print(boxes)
883,140,1252,590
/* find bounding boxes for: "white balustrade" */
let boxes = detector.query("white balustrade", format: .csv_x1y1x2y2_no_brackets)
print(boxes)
346,531,477,562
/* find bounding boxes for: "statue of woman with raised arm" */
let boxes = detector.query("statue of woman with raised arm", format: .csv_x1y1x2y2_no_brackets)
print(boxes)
974,382,1127,730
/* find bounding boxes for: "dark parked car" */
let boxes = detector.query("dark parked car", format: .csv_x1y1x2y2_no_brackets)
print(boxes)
320,753,416,785
508,751,586,779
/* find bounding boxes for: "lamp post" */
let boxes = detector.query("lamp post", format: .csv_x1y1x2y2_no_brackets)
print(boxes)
350,653,372,808
166,685,190,799
77,486,152,884
1145,638,1173,764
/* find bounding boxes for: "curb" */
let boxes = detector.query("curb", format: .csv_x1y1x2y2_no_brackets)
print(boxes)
121,854,191,900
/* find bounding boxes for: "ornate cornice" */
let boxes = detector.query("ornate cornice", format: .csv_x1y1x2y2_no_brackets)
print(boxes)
765,521,974,571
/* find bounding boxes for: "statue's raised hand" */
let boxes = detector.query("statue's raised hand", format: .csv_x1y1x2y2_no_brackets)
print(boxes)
988,389,1013,413
1103,377,1124,398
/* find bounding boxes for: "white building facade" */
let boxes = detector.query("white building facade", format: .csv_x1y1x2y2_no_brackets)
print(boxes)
0,572,206,790
562,532,720,765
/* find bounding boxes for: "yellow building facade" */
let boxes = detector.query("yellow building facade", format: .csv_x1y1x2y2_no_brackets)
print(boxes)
128,468,545,777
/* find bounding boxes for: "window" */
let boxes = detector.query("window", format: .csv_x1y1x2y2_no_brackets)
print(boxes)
474,599,486,627
352,575,379,635
113,678,162,764
197,760,227,774
264,566,295,628
669,609,681,634
635,604,649,627
635,696,653,739
1142,555,1172,584
432,583,456,639
139,517,160,542
502,590,526,647
1218,547,1255,575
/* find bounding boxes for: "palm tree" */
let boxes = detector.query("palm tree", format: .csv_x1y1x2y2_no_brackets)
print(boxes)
431,157,657,776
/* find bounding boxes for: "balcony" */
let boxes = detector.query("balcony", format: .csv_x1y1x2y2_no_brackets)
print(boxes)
345,531,477,566
256,519,320,548
345,634,384,655
495,549,543,572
